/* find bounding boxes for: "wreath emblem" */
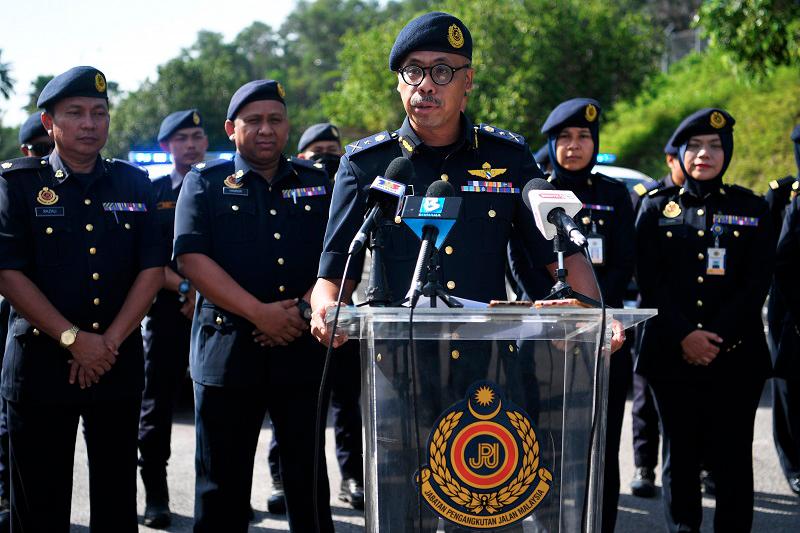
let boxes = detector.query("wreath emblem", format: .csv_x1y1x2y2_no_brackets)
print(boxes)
417,381,552,529
709,111,726,129
36,187,59,206
585,104,598,122
448,24,465,49
94,73,106,93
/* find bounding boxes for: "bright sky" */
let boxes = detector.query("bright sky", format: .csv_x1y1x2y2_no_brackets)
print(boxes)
0,0,297,127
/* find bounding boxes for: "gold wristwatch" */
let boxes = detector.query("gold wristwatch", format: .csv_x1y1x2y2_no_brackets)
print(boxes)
59,325,80,348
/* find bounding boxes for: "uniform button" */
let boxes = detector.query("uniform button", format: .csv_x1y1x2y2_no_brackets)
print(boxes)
231,205,239,211
598,219,605,226
446,281,456,290
733,230,740,237
124,223,131,230
451,349,460,359
84,198,91,206
215,316,223,325
394,216,402,224
697,209,704,216
93,298,100,305
445,246,454,255
582,216,591,225
697,276,704,283
696,300,703,307
508,344,515,352
488,209,496,218
697,230,705,237
270,209,277,216
304,204,311,211
92,322,100,330
277,258,285,265
666,231,673,238
45,227,53,234
279,285,286,293
32,328,40,336
85,223,94,232
92,273,100,281
273,232,281,240
441,174,449,181
698,253,705,260
697,323,703,329
89,247,97,255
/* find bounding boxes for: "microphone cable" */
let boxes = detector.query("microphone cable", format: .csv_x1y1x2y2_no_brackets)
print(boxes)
312,253,353,533
407,300,424,532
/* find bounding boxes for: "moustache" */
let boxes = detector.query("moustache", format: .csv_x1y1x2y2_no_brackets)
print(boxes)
410,94,442,107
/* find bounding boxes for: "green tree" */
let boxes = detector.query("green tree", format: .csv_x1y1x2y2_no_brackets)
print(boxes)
697,0,800,78
0,50,14,100
25,75,54,113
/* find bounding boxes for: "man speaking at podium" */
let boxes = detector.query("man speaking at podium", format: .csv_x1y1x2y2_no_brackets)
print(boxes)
310,11,623,531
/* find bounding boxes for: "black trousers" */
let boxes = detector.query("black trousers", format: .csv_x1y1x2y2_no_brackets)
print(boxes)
651,376,763,533
7,396,141,533
138,310,191,498
601,341,633,533
193,381,334,533
773,377,800,479
631,373,660,469
268,339,363,483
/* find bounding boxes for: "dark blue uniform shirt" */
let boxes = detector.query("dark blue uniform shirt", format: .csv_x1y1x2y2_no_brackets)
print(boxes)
0,152,166,403
319,115,554,303
174,154,330,387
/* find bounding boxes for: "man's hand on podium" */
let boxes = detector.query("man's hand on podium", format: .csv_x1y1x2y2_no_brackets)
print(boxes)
610,320,626,354
310,278,354,348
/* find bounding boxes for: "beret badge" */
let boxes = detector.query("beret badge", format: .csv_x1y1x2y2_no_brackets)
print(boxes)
448,24,465,49
585,104,598,122
94,73,106,93
277,82,286,99
192,111,201,125
709,111,726,129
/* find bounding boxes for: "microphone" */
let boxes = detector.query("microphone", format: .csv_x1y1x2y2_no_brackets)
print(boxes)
348,157,413,255
522,178,587,247
405,180,457,305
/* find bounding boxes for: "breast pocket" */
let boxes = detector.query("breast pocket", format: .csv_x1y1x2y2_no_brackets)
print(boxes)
462,194,512,254
32,216,75,268
102,210,139,257
212,199,257,244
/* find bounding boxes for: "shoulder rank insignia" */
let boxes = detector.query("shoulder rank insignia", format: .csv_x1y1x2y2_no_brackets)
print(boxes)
663,200,681,218
345,131,393,155
1,162,11,170
417,381,552,529
468,162,507,180
195,162,207,170
476,123,525,147
633,183,648,196
769,179,780,190
36,187,59,206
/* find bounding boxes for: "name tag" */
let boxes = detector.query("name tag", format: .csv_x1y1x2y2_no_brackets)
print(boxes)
35,207,65,217
658,216,683,226
103,202,147,212
223,187,249,196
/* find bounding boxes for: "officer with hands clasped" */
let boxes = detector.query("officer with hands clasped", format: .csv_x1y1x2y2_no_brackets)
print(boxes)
0,65,167,532
635,108,773,532
173,79,334,532
137,109,209,528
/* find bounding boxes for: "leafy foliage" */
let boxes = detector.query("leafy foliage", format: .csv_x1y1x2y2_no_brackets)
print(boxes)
0,50,13,100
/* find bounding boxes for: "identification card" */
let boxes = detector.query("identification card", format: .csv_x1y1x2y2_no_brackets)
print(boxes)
587,234,605,265
707,247,726,275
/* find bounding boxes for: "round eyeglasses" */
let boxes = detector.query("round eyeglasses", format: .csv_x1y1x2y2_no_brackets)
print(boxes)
397,63,471,86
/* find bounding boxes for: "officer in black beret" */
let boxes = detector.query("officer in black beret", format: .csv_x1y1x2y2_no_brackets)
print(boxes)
18,112,53,158
174,79,334,532
310,12,620,532
635,108,773,531
136,109,208,528
509,98,635,533
264,121,365,513
0,65,166,531
769,124,800,496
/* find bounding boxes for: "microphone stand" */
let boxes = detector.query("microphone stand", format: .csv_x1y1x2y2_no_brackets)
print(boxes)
419,251,463,309
543,231,601,308
363,224,392,306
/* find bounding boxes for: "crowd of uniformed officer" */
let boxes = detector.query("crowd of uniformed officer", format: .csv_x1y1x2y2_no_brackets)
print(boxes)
0,9,797,533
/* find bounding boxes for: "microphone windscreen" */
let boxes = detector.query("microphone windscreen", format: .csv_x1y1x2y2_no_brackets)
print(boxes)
384,157,415,183
521,178,554,209
425,180,455,197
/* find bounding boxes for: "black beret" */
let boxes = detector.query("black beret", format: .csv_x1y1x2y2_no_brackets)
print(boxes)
541,98,602,135
227,80,286,120
158,109,203,142
534,143,550,166
667,108,735,149
389,12,472,71
663,141,678,156
791,124,800,143
18,113,48,145
37,66,108,109
297,123,341,152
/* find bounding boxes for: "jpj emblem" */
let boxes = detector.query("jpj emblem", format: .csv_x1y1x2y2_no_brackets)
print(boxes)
417,381,552,529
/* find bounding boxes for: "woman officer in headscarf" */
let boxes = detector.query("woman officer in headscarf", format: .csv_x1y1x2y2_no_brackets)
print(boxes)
635,108,773,532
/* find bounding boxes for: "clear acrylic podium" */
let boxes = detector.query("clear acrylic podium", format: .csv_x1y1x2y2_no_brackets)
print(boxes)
329,305,655,532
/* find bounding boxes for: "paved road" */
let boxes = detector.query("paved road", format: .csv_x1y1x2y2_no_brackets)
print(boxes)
67,382,799,532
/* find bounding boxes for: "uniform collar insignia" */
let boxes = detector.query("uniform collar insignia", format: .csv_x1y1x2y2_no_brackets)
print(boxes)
468,162,507,180
48,151,71,184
